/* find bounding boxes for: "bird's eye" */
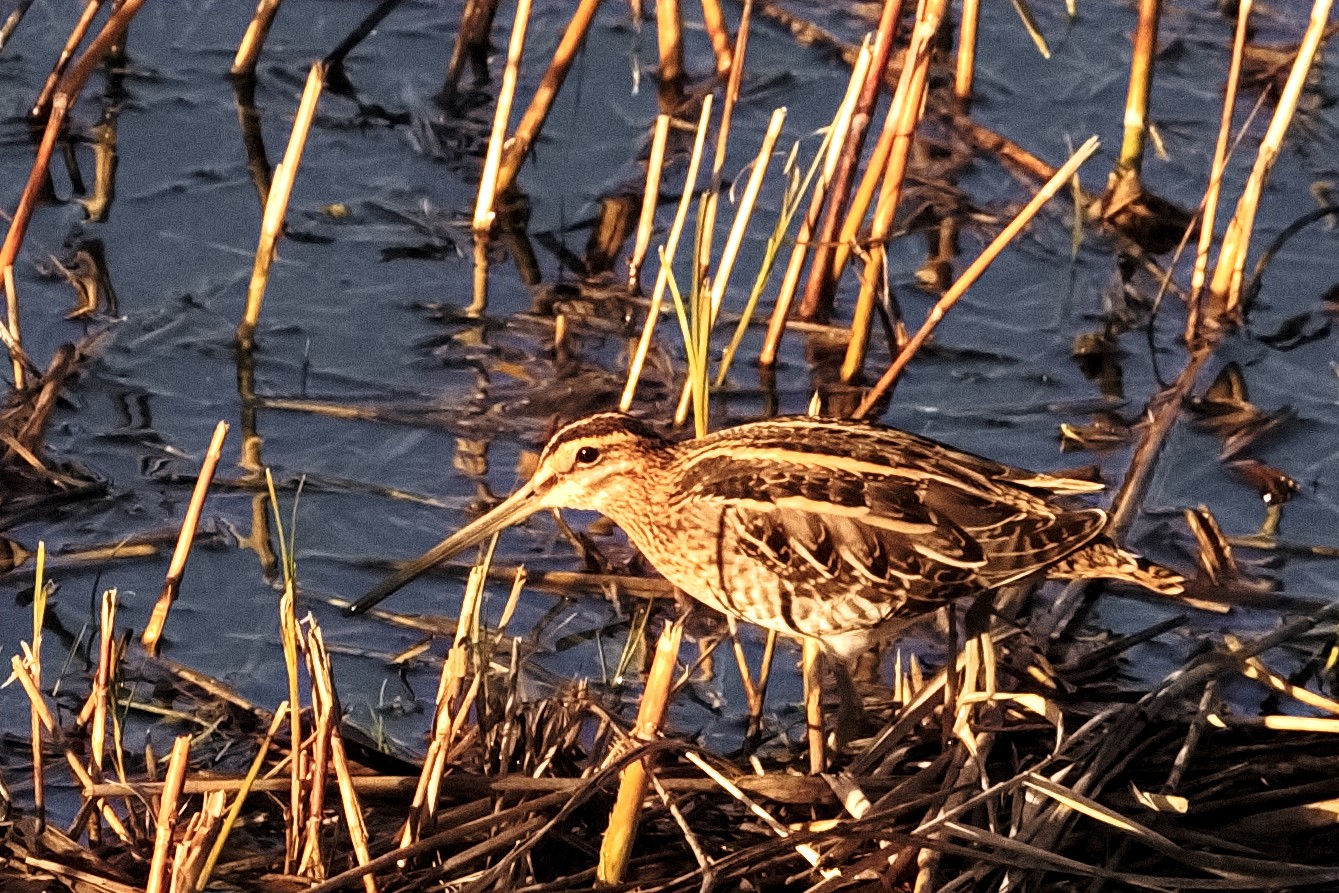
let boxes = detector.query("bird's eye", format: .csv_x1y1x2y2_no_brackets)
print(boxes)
575,446,600,465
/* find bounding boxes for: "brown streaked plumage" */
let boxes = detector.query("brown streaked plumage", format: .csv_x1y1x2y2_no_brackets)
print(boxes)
350,413,1184,711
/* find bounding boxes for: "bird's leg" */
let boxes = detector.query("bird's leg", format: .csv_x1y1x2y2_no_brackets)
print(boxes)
829,657,864,752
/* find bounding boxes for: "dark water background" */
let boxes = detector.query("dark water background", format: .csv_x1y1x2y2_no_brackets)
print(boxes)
1,1,1337,776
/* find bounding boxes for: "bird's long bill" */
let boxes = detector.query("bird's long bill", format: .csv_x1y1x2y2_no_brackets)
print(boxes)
346,479,544,615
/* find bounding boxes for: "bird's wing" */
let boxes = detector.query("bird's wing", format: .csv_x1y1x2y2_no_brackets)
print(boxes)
682,457,984,608
683,453,1106,597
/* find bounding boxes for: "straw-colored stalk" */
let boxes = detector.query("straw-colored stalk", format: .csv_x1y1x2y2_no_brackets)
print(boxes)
954,0,980,104
596,619,683,885
23,542,48,832
672,107,786,426
469,233,489,315
796,0,905,322
1165,679,1218,792
802,639,825,773
142,421,230,655
495,0,602,195
145,735,192,893
1113,0,1161,180
1189,0,1247,334
840,10,942,383
656,0,685,106
831,126,915,300
854,136,1100,418
472,0,532,231
238,62,324,348
87,589,117,819
298,628,333,878
65,755,134,845
0,0,147,273
307,625,378,893
401,560,488,849
700,0,734,75
628,115,672,291
0,0,36,48
4,264,30,390
195,702,289,891
278,590,305,869
714,123,842,384
1207,0,1331,317
695,0,752,269
170,789,227,893
758,36,873,368
444,0,503,97
620,96,714,412
231,0,284,77
29,0,104,120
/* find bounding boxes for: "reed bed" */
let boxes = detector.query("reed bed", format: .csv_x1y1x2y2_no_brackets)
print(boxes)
2,1,1338,892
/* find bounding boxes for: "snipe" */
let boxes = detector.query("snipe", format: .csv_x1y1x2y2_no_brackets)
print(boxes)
350,413,1183,705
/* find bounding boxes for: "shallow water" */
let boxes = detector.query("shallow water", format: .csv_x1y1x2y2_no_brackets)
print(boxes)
1,1,1337,774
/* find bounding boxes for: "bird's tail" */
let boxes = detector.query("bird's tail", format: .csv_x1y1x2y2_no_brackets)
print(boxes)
1050,539,1186,595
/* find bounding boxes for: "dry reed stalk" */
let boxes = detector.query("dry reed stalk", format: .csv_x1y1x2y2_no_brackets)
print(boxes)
3,265,33,390
0,0,36,48
1206,0,1331,318
65,755,134,844
278,588,305,870
656,0,685,107
802,639,825,773
795,0,905,322
20,542,48,835
469,233,489,315
1165,679,1217,791
142,421,230,656
145,736,192,893
954,0,980,104
29,0,105,121
169,789,226,893
700,0,733,75
306,626,378,893
827,56,897,284
297,624,334,879
195,702,290,891
619,96,713,411
628,114,672,291
1228,637,1339,715
758,36,873,368
443,0,502,99
0,0,147,273
237,61,324,348
596,619,683,885
472,0,532,231
324,0,406,74
1112,0,1161,181
672,107,786,426
839,8,942,383
853,136,1100,418
401,561,488,850
695,0,751,270
494,0,603,196
706,108,787,325
85,589,116,827
232,0,284,77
